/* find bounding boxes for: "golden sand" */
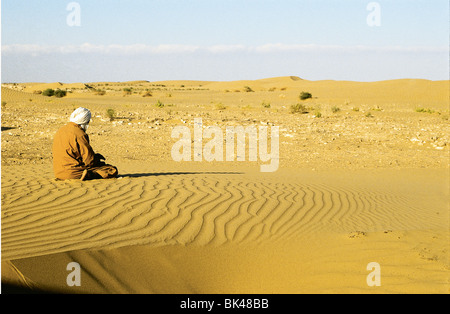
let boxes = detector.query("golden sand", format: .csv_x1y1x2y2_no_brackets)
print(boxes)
1,77,449,294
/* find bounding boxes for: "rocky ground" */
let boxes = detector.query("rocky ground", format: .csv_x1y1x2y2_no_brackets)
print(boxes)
1,80,449,171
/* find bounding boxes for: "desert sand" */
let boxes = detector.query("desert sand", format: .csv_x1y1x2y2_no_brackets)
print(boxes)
1,76,449,294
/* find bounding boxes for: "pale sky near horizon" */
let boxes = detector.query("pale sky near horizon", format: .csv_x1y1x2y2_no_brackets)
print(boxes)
1,0,449,82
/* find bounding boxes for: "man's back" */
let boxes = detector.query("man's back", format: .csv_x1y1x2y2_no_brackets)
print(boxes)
52,122,95,180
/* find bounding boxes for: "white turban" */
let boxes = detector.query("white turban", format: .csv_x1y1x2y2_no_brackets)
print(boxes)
70,107,91,131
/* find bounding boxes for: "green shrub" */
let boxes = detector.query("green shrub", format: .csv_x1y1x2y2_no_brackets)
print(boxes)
54,89,67,98
331,106,341,113
300,91,312,100
215,103,227,110
155,100,165,108
290,103,309,114
42,88,55,97
106,109,115,121
314,111,322,118
415,107,435,114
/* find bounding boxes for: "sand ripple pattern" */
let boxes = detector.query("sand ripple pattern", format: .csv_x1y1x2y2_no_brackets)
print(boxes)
1,169,442,260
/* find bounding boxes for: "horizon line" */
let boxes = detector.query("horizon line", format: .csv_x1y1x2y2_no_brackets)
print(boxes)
2,76,449,85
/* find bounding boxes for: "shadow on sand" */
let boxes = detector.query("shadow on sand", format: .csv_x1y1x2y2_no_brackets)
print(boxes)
118,172,244,178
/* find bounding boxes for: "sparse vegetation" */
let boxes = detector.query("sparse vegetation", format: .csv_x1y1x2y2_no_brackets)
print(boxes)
352,107,360,112
123,88,132,95
215,103,227,110
106,109,115,121
155,100,165,108
366,112,374,118
416,107,435,114
314,111,322,118
371,106,383,111
54,89,67,98
300,91,312,100
261,101,271,109
42,89,55,97
331,106,341,113
290,103,309,114
244,86,254,93
142,91,152,97
95,89,106,96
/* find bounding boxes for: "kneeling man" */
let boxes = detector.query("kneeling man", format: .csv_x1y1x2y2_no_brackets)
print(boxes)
52,107,118,180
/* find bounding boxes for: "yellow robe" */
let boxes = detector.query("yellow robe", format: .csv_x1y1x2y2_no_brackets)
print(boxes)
52,122,117,180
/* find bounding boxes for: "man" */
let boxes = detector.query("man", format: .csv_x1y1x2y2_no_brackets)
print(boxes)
52,107,118,180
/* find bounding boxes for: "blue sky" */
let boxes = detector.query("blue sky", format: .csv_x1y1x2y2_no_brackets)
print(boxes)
2,0,449,82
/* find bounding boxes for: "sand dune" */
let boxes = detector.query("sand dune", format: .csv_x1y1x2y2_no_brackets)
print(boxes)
2,162,448,293
1,77,449,294
2,165,446,261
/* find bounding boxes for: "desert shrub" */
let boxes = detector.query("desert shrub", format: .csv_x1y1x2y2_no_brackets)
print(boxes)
300,91,312,100
54,89,67,98
365,112,374,118
106,109,115,121
371,106,383,111
215,103,227,110
244,86,254,92
142,91,152,97
315,111,322,118
42,89,55,97
261,101,271,108
290,103,309,114
415,107,435,114
123,88,132,95
1,101,6,107
33,90,42,94
155,100,165,108
331,106,341,113
95,89,106,96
